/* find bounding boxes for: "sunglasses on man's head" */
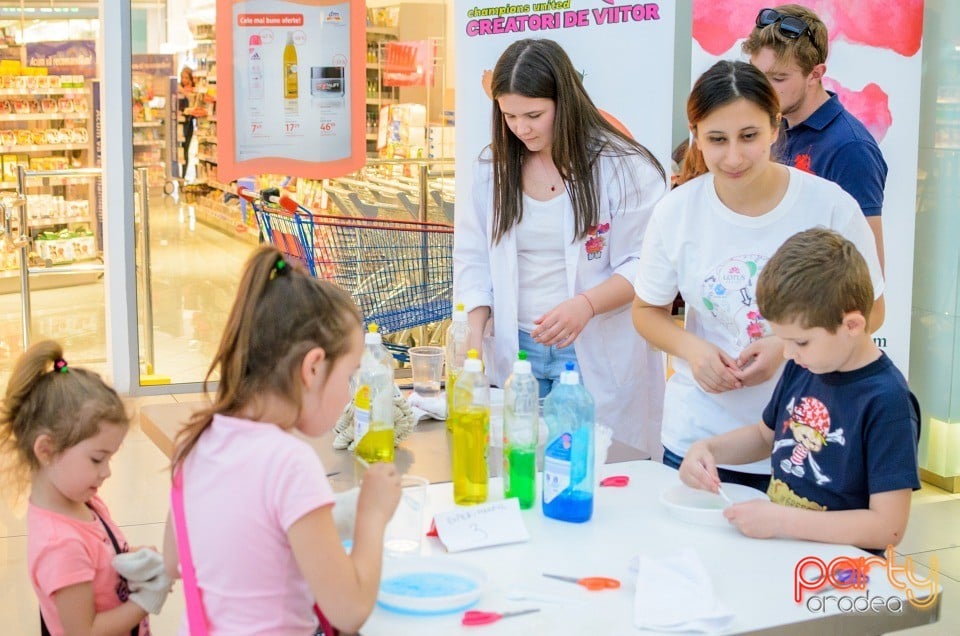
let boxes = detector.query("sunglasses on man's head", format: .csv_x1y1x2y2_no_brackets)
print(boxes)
755,8,811,40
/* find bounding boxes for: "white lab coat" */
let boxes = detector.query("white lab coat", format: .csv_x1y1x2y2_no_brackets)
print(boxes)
454,145,667,455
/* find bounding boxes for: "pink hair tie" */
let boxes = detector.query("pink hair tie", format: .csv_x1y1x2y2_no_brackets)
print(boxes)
53,358,69,373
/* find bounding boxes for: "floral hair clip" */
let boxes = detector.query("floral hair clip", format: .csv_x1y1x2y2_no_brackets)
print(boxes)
53,358,69,374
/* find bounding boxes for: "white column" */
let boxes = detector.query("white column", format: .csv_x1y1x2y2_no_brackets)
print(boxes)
101,1,139,394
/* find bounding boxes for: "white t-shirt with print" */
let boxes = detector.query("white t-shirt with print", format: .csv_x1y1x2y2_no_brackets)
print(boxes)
633,167,883,473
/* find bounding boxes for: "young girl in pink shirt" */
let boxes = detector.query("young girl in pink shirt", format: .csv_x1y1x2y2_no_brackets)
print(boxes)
1,341,171,635
164,245,402,635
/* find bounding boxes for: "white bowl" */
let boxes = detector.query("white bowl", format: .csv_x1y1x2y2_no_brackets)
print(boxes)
660,482,768,527
378,557,486,616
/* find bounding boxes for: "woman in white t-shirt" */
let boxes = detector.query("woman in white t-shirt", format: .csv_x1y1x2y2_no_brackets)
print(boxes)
632,60,885,489
455,39,667,453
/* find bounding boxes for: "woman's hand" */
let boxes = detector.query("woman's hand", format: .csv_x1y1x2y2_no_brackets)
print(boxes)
736,336,785,387
531,296,594,349
686,339,744,393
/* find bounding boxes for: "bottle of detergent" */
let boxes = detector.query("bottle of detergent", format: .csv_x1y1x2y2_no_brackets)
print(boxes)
354,324,394,463
503,350,538,509
451,349,489,505
444,303,471,431
542,361,595,522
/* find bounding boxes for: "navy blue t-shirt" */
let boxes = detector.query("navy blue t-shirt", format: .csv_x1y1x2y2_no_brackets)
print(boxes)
762,353,920,512
781,92,888,217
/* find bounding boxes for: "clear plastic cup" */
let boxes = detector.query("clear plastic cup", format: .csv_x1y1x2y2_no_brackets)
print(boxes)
384,474,429,557
409,346,443,397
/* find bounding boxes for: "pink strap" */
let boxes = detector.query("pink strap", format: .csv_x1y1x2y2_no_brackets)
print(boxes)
171,468,209,636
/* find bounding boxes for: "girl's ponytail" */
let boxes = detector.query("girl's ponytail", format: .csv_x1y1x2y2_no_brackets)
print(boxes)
173,246,361,471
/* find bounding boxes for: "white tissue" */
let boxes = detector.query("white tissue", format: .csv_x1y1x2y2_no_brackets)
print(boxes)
631,548,735,633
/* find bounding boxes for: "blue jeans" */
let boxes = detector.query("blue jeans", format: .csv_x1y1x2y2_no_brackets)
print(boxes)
662,448,771,493
518,330,580,398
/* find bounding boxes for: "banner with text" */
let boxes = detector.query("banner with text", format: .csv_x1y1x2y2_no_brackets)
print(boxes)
217,0,365,181
454,0,676,218
689,0,924,373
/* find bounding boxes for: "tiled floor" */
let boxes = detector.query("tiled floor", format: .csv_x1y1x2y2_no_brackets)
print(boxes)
0,200,958,633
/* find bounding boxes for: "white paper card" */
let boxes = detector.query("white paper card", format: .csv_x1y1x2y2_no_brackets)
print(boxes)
433,498,530,553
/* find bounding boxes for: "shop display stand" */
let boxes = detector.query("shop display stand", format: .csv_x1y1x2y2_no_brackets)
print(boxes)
0,74,100,294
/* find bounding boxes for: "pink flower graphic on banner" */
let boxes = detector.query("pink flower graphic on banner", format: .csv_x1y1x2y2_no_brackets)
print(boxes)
822,78,892,142
692,0,922,57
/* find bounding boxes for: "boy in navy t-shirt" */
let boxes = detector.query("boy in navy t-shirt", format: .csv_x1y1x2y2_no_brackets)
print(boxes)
679,228,919,551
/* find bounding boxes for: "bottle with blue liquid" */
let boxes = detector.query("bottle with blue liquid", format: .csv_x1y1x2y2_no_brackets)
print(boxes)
542,361,595,523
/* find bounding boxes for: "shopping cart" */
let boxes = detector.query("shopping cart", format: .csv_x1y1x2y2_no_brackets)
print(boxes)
251,190,453,362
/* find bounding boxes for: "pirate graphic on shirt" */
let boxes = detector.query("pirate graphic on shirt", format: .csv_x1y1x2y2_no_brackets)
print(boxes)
772,396,846,485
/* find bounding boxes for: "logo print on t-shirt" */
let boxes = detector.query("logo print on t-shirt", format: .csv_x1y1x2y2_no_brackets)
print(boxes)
700,254,769,347
772,396,846,486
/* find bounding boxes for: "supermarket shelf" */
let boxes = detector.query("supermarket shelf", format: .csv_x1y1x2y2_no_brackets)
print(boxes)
366,63,382,70
0,87,90,96
0,265,103,295
134,161,165,168
191,199,259,246
198,179,236,193
133,140,166,147
133,121,164,128
0,143,90,152
196,134,217,143
0,112,90,121
367,26,398,36
366,97,398,106
197,153,218,163
0,175,98,188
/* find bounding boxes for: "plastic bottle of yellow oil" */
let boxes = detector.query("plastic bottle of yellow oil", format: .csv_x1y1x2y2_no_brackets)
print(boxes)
451,349,489,505
354,324,394,463
283,32,298,99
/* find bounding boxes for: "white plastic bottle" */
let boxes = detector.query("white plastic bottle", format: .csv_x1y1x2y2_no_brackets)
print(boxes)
445,303,471,431
248,34,264,100
354,324,394,463
503,350,538,509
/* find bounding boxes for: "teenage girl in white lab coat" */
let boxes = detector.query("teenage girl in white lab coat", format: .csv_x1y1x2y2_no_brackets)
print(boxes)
454,39,667,455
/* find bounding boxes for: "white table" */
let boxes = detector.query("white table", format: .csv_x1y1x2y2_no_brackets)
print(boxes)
360,461,940,635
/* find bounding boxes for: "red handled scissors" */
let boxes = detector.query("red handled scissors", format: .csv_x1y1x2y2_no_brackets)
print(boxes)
462,609,540,626
543,573,621,590
600,475,630,487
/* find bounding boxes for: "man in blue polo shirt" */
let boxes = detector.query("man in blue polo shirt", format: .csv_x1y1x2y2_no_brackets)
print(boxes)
743,4,888,270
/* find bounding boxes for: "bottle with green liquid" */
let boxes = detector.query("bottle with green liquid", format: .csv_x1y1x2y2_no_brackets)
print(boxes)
354,324,394,463
451,349,489,505
503,350,538,509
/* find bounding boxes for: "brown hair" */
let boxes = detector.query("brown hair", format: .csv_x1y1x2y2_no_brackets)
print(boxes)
487,38,664,244
678,60,781,186
741,4,829,75
0,340,127,498
172,246,362,470
757,228,873,332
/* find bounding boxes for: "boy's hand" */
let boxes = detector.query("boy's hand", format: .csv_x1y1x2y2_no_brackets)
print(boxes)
357,462,401,525
723,499,782,539
736,337,785,387
687,340,744,393
679,442,721,492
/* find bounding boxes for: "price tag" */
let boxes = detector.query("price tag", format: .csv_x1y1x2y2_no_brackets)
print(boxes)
433,498,529,553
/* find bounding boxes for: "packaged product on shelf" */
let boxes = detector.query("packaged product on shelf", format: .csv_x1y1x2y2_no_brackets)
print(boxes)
35,230,77,264
2,154,16,181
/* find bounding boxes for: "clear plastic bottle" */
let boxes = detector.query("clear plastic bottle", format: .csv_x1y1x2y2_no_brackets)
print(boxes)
503,350,538,509
445,303,471,432
542,361,595,523
451,349,489,505
354,324,394,463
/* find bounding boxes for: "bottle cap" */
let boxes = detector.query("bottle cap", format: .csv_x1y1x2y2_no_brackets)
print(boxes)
365,323,382,344
559,360,580,385
464,348,483,372
452,302,467,322
513,350,531,375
